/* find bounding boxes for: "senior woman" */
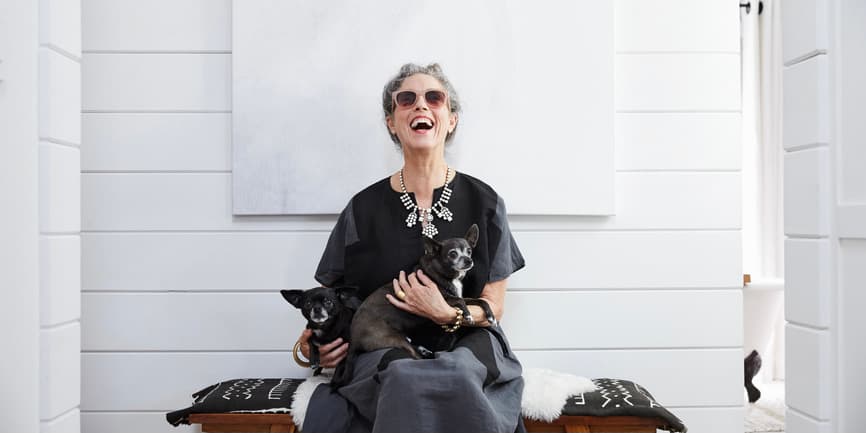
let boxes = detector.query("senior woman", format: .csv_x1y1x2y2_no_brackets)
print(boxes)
294,63,526,433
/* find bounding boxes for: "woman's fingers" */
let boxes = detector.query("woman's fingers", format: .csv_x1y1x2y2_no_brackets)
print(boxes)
320,341,349,368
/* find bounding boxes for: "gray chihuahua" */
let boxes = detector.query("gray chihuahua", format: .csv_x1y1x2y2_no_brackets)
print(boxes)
331,224,496,387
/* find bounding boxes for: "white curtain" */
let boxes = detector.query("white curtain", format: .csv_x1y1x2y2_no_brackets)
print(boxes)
741,0,786,382
742,0,784,280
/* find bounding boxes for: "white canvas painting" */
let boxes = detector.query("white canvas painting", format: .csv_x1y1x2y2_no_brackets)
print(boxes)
233,0,614,215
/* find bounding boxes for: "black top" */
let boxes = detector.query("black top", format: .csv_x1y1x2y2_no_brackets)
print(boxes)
315,172,525,299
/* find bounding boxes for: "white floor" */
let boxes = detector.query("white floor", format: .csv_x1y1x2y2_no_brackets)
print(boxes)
745,381,785,433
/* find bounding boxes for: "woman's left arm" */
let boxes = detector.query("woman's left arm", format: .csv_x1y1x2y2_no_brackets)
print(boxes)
387,270,508,327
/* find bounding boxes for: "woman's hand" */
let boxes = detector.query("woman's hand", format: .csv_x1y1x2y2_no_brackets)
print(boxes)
385,269,455,324
296,329,349,368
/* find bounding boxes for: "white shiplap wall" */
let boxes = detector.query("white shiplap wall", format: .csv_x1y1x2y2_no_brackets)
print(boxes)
782,0,866,432
80,1,742,432
40,0,83,431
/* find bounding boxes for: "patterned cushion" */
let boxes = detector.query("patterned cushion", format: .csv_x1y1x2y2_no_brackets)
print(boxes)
165,378,304,426
561,378,686,432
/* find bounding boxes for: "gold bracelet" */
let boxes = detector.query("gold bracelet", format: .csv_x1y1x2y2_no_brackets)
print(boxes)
292,340,312,368
441,307,463,333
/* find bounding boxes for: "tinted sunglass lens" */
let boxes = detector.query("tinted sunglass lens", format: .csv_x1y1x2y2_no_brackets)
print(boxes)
395,91,417,107
425,90,446,107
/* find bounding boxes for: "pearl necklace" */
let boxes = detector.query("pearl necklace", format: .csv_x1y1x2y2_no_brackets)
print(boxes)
399,167,454,238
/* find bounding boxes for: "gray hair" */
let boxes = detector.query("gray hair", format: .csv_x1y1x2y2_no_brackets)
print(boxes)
381,63,462,148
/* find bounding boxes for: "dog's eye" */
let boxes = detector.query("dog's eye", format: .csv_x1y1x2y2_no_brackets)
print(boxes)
448,251,458,259
324,299,333,308
304,300,312,309
466,247,472,256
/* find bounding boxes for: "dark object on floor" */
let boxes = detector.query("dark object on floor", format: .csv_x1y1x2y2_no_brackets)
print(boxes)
745,349,763,403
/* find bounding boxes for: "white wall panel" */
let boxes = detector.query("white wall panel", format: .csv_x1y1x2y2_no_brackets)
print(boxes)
83,413,196,433
82,53,230,111
82,0,231,52
82,290,741,351
787,408,831,433
783,56,830,150
39,49,81,144
82,172,740,232
615,113,740,170
39,0,82,57
40,235,81,326
41,409,80,433
839,239,866,432
82,231,741,291
784,148,830,236
674,407,744,433
39,143,81,233
40,323,81,420
505,290,741,349
781,0,828,64
784,238,830,327
615,0,739,53
786,324,832,420
615,54,740,111
838,204,866,240
81,349,737,411
517,349,742,406
82,113,230,171
81,353,308,411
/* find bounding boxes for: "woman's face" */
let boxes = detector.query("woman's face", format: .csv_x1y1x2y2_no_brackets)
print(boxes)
387,74,457,152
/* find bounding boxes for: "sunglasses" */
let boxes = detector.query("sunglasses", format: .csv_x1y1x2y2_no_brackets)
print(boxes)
392,89,449,109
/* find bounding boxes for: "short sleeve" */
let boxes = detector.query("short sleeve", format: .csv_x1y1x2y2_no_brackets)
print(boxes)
314,201,359,287
487,196,525,282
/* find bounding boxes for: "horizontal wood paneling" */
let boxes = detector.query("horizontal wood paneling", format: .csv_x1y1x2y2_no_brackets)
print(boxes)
615,0,739,52
81,407,742,433
786,324,832,420
40,235,81,326
784,148,830,236
39,143,80,233
82,231,741,291
82,172,740,231
82,290,741,351
39,48,81,144
81,112,740,172
82,113,231,171
615,113,740,170
40,323,81,420
784,239,830,327
80,349,738,411
615,54,740,111
82,53,231,111
82,0,231,52
40,0,82,57
781,0,828,64
783,56,830,150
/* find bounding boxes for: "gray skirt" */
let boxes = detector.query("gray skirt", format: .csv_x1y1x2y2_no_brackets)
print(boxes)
303,325,526,433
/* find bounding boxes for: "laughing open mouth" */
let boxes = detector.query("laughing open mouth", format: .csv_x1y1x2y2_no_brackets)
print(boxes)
411,118,434,131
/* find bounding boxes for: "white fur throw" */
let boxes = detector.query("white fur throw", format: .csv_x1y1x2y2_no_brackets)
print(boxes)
289,374,330,429
290,367,596,426
520,367,597,422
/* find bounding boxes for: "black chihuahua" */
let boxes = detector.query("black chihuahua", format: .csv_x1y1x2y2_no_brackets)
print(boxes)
281,286,360,375
331,224,496,387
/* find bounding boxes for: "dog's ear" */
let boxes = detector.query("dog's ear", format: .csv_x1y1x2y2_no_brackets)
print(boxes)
280,289,305,308
464,224,479,249
336,286,362,310
422,235,442,256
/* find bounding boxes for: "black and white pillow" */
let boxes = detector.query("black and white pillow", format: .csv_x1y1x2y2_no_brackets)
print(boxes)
165,378,304,426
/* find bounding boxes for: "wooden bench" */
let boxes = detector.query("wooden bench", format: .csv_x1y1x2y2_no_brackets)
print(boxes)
190,413,670,433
